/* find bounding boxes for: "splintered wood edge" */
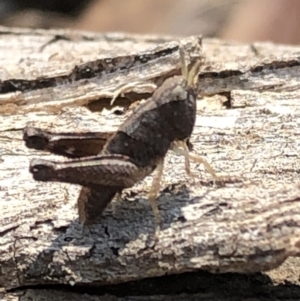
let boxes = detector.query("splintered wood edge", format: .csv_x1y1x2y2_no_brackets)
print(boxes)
4,286,300,301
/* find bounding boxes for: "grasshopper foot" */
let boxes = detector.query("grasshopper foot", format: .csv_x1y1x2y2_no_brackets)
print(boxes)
171,140,221,185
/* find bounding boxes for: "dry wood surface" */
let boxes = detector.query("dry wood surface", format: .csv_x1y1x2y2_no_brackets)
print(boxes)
0,26,300,300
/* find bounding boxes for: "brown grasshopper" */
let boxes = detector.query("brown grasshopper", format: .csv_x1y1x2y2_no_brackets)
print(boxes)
24,37,219,231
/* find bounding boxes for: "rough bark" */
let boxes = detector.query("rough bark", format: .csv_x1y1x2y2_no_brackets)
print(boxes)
0,26,300,300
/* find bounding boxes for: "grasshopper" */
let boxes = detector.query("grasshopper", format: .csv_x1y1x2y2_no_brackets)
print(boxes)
24,37,219,232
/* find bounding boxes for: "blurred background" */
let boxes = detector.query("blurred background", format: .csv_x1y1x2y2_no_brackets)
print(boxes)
0,0,299,44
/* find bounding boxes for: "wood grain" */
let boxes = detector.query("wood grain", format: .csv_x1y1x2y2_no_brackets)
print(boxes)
0,26,300,300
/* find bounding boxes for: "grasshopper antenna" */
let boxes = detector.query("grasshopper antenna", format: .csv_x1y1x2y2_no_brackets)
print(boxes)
187,58,202,88
179,38,203,88
179,44,188,82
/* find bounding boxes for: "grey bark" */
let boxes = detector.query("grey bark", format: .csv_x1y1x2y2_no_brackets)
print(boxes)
0,26,300,300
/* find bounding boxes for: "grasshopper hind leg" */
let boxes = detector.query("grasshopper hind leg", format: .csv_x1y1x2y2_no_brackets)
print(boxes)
77,185,120,225
147,158,165,235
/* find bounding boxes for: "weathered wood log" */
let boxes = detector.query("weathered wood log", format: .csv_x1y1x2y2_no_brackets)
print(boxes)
1,26,300,300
